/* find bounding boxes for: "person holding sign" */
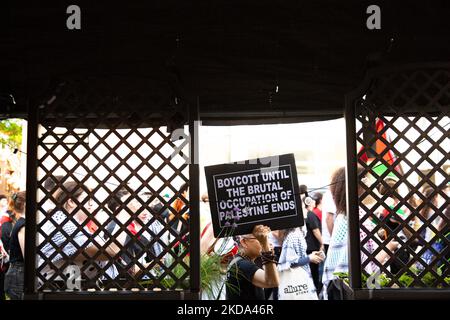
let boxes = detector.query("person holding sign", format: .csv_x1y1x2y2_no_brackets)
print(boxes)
205,154,304,238
225,225,279,300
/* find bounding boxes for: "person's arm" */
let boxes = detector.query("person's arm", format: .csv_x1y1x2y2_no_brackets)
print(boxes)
84,242,121,261
76,228,128,262
401,226,413,240
291,255,310,267
375,239,399,264
200,223,215,255
91,231,128,261
18,227,25,259
1,223,12,251
168,199,183,222
79,244,117,261
312,228,324,250
292,252,323,267
308,212,324,251
326,212,334,236
97,213,130,258
250,225,279,289
0,239,8,260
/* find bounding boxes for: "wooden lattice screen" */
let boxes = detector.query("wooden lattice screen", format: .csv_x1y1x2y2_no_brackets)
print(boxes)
24,79,200,299
346,63,450,299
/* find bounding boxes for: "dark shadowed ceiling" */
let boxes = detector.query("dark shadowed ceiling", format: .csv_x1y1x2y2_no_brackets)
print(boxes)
1,0,449,124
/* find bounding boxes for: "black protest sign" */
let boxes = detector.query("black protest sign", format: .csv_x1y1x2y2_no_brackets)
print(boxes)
204,153,304,238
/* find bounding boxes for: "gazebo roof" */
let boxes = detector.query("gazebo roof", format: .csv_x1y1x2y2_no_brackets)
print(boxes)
1,0,449,124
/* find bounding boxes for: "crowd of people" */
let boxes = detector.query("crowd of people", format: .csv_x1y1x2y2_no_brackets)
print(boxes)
0,165,448,300
220,166,449,300
0,181,191,299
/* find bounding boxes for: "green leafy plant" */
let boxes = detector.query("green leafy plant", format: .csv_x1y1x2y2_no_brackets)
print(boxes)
200,252,225,298
397,272,414,287
334,272,351,286
137,244,190,290
0,119,23,149
137,240,233,296
334,268,450,288
140,214,241,297
160,261,190,289
333,272,392,287
397,266,450,288
335,272,393,288
200,213,242,299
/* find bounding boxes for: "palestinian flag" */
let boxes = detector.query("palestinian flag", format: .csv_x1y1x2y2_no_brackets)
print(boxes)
359,118,402,179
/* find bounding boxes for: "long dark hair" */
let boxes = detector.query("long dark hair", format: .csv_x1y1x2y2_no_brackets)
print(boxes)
438,205,450,232
9,191,26,214
377,178,398,200
53,181,88,211
278,228,297,243
311,192,323,208
330,167,347,214
420,186,438,220
329,165,364,215
107,188,130,213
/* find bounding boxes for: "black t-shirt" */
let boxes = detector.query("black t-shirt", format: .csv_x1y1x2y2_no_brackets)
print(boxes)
121,234,155,266
9,217,25,263
1,220,13,252
226,257,265,300
305,210,321,252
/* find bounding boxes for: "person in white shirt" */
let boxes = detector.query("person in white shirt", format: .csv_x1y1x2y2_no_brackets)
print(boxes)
321,189,336,254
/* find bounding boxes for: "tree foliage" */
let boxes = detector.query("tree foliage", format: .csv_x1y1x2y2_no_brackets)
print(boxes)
0,119,23,149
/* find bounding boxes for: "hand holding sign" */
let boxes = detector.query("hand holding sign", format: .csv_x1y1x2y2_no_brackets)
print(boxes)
205,154,304,237
252,225,271,247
